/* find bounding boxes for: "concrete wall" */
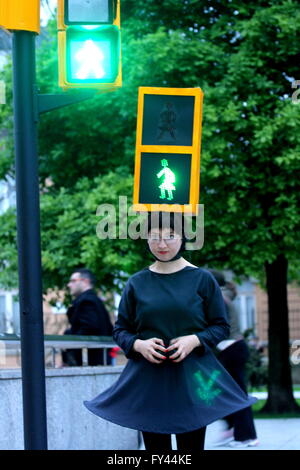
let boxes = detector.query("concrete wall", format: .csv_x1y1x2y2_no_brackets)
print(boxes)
0,366,139,450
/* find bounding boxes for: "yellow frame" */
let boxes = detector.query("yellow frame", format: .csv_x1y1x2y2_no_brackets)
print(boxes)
57,0,122,91
57,0,65,31
133,87,204,215
0,0,40,34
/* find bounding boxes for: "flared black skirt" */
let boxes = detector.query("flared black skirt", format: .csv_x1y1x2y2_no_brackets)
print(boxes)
84,348,256,434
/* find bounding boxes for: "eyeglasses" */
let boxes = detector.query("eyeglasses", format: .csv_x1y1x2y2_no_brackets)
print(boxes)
148,236,181,244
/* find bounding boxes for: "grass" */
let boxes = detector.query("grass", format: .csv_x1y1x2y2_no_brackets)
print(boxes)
252,398,300,419
249,385,300,393
249,385,300,418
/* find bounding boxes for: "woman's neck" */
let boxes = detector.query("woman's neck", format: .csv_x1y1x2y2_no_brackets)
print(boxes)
149,257,188,273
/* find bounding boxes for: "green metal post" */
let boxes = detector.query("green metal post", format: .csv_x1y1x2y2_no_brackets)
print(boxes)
12,30,48,450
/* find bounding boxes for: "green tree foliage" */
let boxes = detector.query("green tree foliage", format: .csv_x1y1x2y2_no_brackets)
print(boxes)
40,170,146,294
0,0,299,286
0,57,14,181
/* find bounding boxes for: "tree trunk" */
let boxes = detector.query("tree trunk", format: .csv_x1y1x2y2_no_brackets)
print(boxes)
261,254,300,413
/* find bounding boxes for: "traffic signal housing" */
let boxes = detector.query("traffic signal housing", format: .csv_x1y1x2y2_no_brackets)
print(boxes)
0,0,40,34
133,87,204,215
57,0,122,91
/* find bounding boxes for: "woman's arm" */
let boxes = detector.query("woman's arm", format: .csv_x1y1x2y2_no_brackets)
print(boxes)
113,279,168,363
113,280,140,359
195,272,230,352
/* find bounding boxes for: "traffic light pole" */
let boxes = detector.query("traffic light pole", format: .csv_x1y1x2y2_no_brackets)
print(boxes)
12,30,48,450
11,27,100,451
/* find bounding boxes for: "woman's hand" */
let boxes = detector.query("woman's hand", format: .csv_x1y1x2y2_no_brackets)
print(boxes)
133,337,167,364
166,335,201,363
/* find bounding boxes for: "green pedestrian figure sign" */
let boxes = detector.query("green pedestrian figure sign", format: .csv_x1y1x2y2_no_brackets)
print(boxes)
157,159,176,201
75,40,105,79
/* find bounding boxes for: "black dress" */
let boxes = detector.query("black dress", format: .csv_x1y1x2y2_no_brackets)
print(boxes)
84,266,256,433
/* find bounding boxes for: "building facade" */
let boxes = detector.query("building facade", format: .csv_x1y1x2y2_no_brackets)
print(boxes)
255,283,300,344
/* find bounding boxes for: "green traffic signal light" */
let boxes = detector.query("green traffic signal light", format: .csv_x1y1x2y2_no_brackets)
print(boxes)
157,159,177,201
66,26,120,83
138,153,191,205
57,0,122,90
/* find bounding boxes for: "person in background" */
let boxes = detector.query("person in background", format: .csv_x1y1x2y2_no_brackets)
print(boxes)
109,346,121,366
209,270,259,448
62,268,113,366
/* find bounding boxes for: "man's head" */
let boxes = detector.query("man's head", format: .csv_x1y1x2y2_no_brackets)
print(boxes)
67,268,96,297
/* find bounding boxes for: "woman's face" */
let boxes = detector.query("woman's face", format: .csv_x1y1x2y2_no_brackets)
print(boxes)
147,227,182,261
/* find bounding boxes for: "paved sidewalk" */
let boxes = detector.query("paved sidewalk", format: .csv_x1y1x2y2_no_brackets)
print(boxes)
205,418,300,450
139,391,300,450
206,390,300,450
139,418,300,450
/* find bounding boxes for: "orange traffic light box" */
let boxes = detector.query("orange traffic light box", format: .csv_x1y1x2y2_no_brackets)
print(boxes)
133,87,204,215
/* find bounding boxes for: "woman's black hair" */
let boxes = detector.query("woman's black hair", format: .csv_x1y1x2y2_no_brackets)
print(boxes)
146,211,184,234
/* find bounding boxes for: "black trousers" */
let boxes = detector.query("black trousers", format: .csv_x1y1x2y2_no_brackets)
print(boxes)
218,339,257,441
142,427,206,452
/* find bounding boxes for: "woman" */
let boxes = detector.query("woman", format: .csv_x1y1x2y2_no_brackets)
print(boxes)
84,212,256,451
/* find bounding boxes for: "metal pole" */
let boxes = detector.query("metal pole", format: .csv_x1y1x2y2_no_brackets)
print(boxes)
12,30,48,450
